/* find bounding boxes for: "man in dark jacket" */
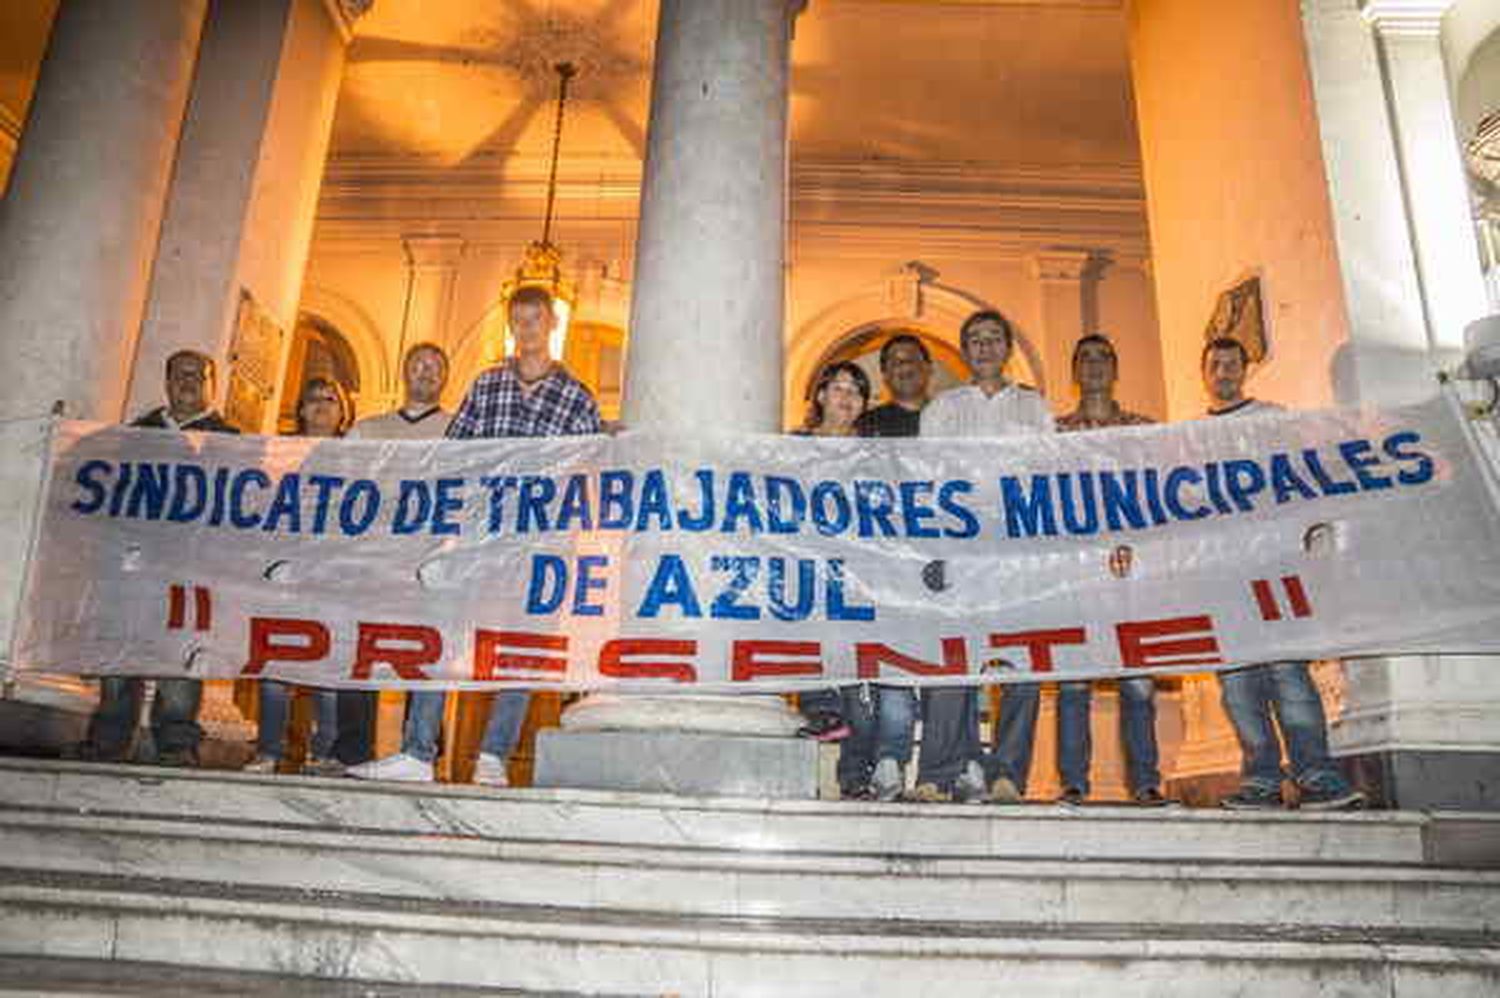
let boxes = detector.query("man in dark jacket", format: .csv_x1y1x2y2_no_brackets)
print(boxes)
82,349,237,765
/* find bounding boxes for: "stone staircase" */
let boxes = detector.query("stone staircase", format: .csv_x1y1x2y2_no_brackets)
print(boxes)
0,757,1496,996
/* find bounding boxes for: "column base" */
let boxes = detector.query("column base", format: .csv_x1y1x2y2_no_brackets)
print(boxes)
1344,748,1500,811
534,728,820,798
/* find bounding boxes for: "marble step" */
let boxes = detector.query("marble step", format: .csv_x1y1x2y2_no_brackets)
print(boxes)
3,809,1497,932
2,870,1497,998
0,758,1439,865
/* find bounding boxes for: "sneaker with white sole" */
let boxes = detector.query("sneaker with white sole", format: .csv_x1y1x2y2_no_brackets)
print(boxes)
302,756,346,778
346,752,433,783
954,760,988,804
473,752,510,788
871,757,905,802
241,755,278,775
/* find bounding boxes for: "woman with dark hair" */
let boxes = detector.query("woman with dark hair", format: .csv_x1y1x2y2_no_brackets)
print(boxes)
244,377,350,775
798,360,870,437
793,362,872,747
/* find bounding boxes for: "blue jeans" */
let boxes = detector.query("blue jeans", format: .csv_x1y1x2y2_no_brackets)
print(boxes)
1219,662,1350,794
88,677,202,759
837,684,917,791
401,690,530,763
983,683,1041,793
257,682,337,761
1057,678,1161,795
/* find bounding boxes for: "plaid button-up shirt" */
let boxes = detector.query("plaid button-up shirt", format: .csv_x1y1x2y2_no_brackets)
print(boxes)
447,360,601,440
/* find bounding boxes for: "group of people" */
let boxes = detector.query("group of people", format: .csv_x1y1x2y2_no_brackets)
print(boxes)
78,287,1365,812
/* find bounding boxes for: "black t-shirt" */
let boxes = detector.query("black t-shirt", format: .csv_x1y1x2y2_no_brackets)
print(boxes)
856,402,923,438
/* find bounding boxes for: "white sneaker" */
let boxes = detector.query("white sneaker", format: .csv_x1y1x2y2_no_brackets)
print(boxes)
473,752,509,788
346,752,433,783
955,760,987,804
242,755,278,775
872,757,904,802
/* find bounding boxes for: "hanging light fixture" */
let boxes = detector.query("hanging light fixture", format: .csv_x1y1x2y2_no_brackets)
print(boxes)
495,61,579,363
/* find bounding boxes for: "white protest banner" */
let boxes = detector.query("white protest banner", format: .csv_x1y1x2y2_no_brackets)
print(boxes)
10,393,1500,692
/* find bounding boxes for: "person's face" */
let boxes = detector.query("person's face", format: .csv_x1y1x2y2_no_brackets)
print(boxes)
509,300,555,356
1203,346,1247,403
1074,341,1118,396
165,355,212,415
818,371,866,430
882,341,931,403
300,384,344,438
403,348,447,405
962,320,1011,380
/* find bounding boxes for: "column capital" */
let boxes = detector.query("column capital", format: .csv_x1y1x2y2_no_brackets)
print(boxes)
1029,249,1093,283
401,233,465,270
1360,0,1454,39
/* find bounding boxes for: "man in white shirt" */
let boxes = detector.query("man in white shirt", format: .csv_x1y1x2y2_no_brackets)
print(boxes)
346,342,452,442
1202,336,1363,811
338,343,452,770
916,310,1054,803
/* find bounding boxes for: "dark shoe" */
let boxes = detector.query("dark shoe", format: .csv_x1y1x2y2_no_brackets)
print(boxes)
1221,786,1283,810
155,746,199,768
1055,786,1086,807
1132,787,1174,808
797,711,851,742
1298,786,1366,812
841,784,876,801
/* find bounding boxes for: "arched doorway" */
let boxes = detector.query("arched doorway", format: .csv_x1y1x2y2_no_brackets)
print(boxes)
277,316,362,434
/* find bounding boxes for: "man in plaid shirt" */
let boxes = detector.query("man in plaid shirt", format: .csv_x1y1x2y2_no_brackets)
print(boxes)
350,285,601,788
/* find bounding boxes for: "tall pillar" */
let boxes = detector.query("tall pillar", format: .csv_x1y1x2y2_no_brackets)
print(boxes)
1300,0,1500,810
537,0,810,794
125,0,357,430
0,0,207,423
621,0,794,433
0,0,207,736
1362,1,1490,351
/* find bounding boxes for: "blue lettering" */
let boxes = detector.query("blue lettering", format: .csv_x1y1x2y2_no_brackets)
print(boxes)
764,476,806,534
1000,475,1057,538
339,480,380,535
636,470,674,530
676,469,715,531
938,480,980,539
1268,453,1318,504
720,471,764,534
826,558,875,621
1338,439,1392,490
598,470,635,529
1223,459,1267,511
307,475,344,535
767,557,815,622
167,464,207,522
518,476,556,532
710,555,760,620
525,554,568,614
1302,449,1358,496
71,459,112,514
554,474,593,531
392,480,432,535
1163,467,1210,520
229,469,270,529
1058,472,1099,535
1383,431,1434,485
125,462,171,520
480,475,517,533
431,477,465,535
638,554,702,618
261,473,303,533
810,481,852,536
572,554,609,616
854,480,898,538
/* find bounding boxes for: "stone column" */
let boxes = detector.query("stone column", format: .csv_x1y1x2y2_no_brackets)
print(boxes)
0,0,207,737
621,0,794,432
1301,0,1500,809
536,0,811,795
0,0,208,424
125,0,357,431
1362,1,1489,351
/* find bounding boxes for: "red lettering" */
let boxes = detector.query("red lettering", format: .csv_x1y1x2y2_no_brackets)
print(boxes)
242,617,330,676
473,630,567,681
599,638,698,682
350,622,442,681
987,628,1087,673
855,638,968,679
731,640,822,683
1116,615,1222,667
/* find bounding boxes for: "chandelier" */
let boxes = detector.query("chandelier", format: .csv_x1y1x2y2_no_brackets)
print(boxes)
495,61,579,362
